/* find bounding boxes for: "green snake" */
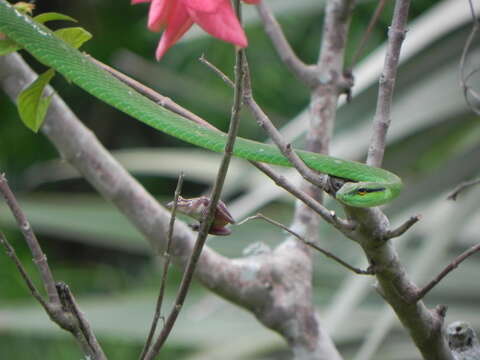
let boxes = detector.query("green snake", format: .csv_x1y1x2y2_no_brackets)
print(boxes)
0,1,402,208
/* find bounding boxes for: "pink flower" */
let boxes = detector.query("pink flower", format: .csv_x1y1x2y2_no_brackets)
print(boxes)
132,0,260,60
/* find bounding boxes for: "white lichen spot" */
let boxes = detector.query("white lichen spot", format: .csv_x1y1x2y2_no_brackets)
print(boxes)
239,262,260,282
37,29,49,37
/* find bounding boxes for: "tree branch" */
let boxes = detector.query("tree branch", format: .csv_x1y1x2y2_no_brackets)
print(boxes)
383,214,421,240
459,0,480,115
414,242,480,302
249,161,354,230
367,0,410,167
56,282,106,359
88,56,218,131
342,1,454,357
0,174,60,304
347,206,454,359
0,175,106,359
349,0,389,68
255,1,318,87
447,178,480,201
238,213,372,274
0,232,50,312
140,174,184,360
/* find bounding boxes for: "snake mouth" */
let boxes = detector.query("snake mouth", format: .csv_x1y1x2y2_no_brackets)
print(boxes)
355,187,386,194
328,176,354,193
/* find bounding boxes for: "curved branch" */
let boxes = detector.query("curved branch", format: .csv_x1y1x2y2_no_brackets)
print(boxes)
366,0,410,167
256,1,318,87
414,242,480,302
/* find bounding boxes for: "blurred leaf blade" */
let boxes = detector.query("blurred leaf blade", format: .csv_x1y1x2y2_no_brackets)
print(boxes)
54,27,92,49
16,68,55,133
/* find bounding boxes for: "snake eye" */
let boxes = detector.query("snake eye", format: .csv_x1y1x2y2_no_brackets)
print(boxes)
357,188,368,196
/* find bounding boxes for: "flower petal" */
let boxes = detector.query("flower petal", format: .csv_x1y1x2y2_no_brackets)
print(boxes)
155,3,194,59
147,0,174,31
187,0,247,47
186,0,223,13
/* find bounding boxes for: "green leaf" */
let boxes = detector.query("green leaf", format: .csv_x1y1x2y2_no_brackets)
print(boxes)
0,37,20,55
33,12,77,24
54,27,92,49
17,68,56,133
0,11,81,56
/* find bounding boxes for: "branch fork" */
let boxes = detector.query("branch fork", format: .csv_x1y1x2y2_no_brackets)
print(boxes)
0,174,107,359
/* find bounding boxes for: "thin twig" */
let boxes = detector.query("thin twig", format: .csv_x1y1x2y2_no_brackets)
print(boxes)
56,282,107,359
238,214,372,274
367,0,411,167
383,214,421,240
0,173,60,305
143,10,247,357
0,175,106,359
414,242,480,302
244,74,329,189
0,232,50,312
250,161,355,231
200,55,329,191
199,54,234,87
459,0,480,115
350,0,389,68
139,173,184,360
447,178,480,201
255,1,318,87
87,55,218,131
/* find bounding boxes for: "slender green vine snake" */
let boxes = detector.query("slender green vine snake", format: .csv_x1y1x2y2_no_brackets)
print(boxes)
0,1,402,208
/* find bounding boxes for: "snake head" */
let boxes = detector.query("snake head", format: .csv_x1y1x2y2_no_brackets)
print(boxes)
335,182,393,208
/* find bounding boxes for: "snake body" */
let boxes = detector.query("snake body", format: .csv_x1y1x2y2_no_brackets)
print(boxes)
0,1,402,207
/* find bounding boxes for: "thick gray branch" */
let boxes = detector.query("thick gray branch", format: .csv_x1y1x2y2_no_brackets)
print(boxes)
346,207,454,360
317,0,454,357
